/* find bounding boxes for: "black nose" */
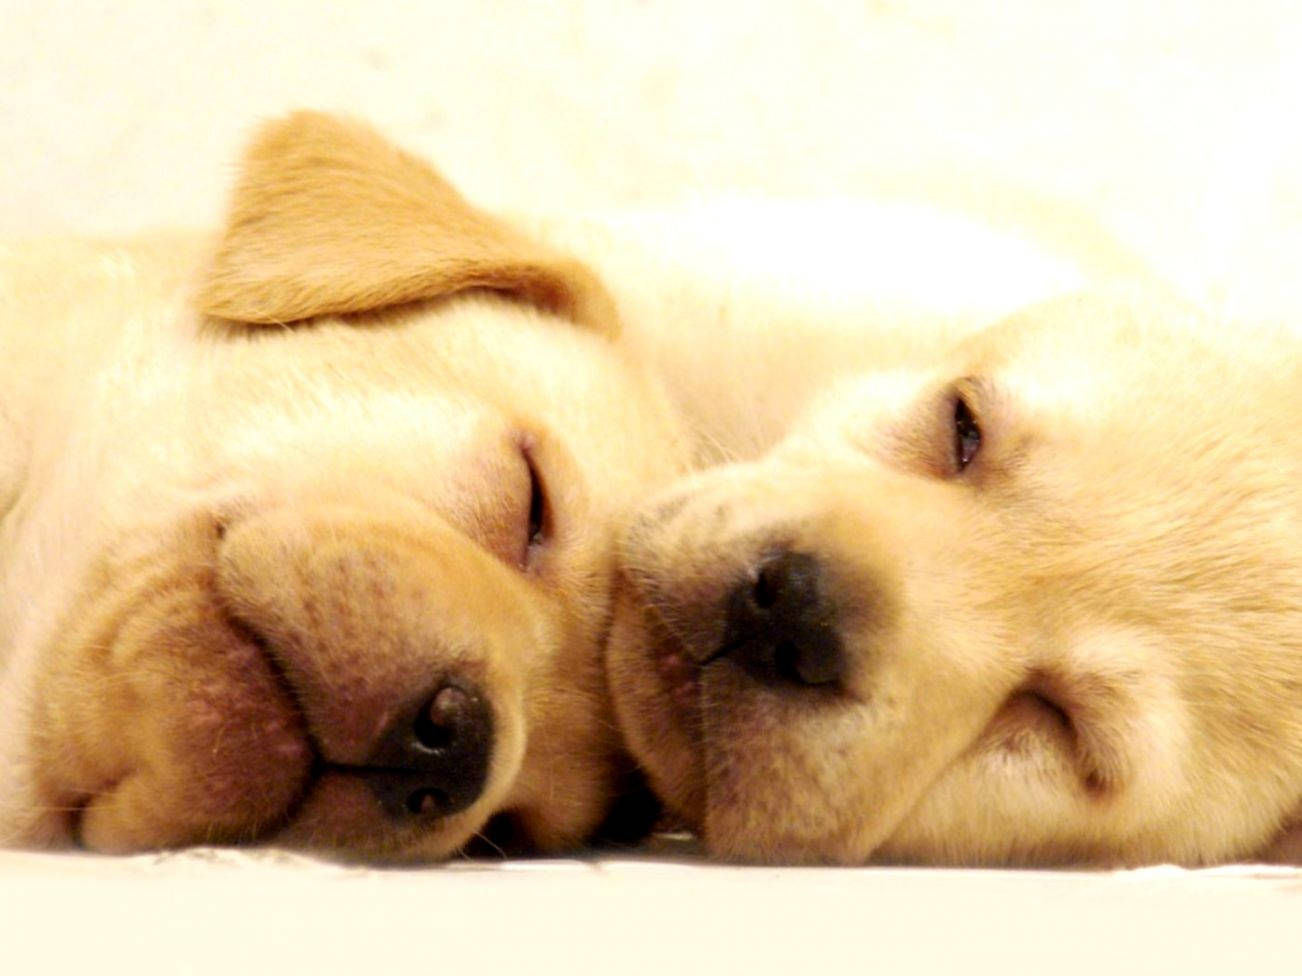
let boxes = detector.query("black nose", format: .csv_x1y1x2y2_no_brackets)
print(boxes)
353,681,493,820
719,550,845,687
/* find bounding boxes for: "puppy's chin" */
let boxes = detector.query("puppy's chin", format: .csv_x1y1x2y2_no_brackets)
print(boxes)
271,773,487,862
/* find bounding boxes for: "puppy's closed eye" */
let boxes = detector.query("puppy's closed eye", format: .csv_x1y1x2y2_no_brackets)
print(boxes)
875,377,989,479
468,436,552,571
518,438,550,572
951,390,983,474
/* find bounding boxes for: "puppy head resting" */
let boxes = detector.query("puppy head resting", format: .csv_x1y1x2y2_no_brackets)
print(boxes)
608,292,1302,865
0,113,688,860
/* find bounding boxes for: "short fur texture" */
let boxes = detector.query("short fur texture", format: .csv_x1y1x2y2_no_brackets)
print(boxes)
9,110,1300,868
0,113,690,860
596,201,1302,866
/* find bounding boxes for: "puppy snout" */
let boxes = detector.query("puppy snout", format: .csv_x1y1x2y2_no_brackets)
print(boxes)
720,550,845,687
353,681,494,820
218,506,541,835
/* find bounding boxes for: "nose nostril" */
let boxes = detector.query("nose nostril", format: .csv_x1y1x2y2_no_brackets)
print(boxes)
773,640,800,682
752,562,782,610
406,787,451,817
356,680,495,821
721,550,846,689
412,684,471,751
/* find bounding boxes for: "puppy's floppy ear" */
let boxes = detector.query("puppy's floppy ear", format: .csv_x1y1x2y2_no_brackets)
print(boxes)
196,111,618,335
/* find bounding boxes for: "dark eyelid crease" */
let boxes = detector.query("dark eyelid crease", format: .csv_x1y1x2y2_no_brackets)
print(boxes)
953,394,981,473
518,434,549,572
525,449,544,539
949,375,1006,475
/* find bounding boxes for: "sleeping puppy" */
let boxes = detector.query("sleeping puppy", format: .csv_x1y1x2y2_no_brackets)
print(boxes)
600,208,1302,866
0,112,688,860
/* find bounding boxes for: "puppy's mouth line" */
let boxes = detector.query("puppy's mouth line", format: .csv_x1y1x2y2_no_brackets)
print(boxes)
1003,688,1073,733
66,784,115,849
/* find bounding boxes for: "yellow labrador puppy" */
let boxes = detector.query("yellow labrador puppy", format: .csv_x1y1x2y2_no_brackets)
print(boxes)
599,205,1302,867
0,113,689,860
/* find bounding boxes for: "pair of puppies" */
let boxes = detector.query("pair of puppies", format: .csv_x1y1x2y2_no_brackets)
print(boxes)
4,114,1300,865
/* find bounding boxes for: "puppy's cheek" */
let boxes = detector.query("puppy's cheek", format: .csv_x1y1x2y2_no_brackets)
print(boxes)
33,559,311,852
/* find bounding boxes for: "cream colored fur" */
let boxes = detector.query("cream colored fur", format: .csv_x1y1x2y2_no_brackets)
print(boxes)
8,109,1301,868
594,187,1302,866
0,113,691,859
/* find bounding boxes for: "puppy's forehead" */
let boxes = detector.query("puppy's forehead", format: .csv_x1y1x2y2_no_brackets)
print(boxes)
959,293,1297,432
230,296,624,423
962,295,1302,575
962,294,1189,384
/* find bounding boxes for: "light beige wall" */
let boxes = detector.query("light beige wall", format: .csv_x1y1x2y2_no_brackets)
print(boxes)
3,1,1300,315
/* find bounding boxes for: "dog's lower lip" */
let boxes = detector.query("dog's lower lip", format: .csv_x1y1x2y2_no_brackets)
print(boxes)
621,582,705,727
218,609,320,820
654,646,701,714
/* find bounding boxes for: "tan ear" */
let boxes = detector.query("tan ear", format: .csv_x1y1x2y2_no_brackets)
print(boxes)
196,111,618,335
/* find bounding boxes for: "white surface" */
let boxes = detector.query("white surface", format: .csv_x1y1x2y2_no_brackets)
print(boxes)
5,2,1302,971
3,848,1302,974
